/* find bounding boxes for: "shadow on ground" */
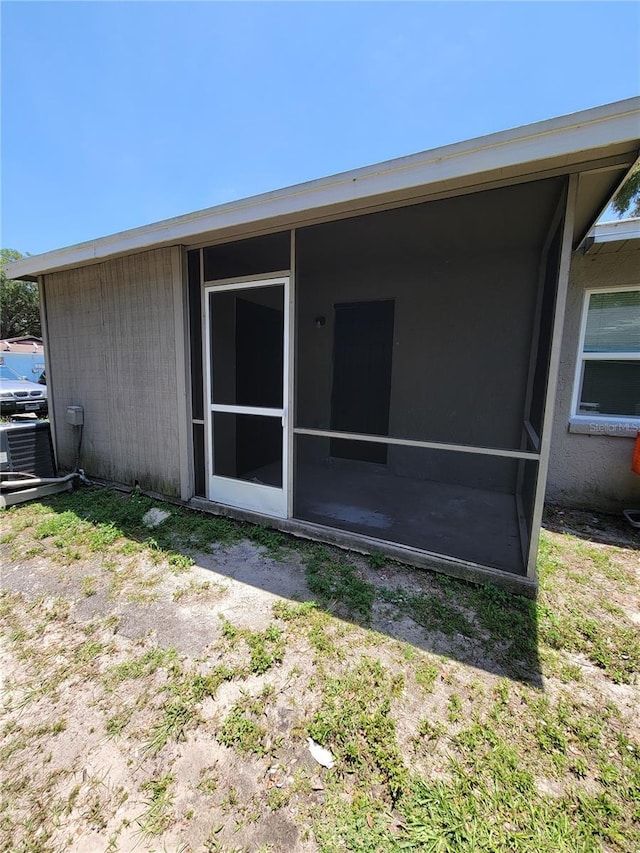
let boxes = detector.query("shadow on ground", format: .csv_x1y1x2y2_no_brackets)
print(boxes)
10,485,543,688
543,503,639,550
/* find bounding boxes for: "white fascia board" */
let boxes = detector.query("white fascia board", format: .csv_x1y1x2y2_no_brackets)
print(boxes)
590,217,640,243
8,96,640,280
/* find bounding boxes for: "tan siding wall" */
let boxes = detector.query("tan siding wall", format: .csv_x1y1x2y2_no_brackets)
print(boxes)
547,247,640,510
44,248,182,496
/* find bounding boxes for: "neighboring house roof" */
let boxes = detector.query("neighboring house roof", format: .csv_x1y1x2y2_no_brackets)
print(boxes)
0,337,44,353
9,97,640,281
585,216,640,254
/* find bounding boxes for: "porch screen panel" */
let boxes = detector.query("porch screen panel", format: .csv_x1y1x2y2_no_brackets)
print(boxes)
213,412,283,488
193,422,206,497
330,300,395,463
518,458,539,546
188,249,203,420
188,249,206,496
203,231,290,282
210,287,284,408
295,177,564,454
528,222,563,439
294,434,525,575
292,179,564,572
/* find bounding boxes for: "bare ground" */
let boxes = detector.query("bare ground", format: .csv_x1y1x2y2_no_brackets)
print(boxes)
1,493,638,853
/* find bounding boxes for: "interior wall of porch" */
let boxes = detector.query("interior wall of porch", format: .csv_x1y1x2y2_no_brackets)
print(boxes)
295,178,564,492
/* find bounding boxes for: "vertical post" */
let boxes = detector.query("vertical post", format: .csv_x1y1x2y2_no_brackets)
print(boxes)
526,173,579,580
201,249,212,500
172,246,193,501
287,230,296,518
516,182,568,569
38,274,58,471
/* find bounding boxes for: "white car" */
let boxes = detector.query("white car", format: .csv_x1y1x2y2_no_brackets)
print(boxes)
0,365,48,417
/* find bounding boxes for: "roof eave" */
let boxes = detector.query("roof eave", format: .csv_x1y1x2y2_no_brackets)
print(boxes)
591,216,640,243
7,96,640,280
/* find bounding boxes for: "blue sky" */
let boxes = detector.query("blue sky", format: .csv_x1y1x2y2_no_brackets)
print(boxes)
2,1,639,256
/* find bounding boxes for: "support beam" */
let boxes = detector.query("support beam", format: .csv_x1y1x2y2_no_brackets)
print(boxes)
526,173,579,581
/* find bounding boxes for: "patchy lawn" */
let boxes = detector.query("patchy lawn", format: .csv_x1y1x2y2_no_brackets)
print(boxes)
0,487,638,853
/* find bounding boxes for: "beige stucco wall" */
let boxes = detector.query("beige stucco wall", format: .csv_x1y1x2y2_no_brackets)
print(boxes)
43,248,183,496
546,246,640,510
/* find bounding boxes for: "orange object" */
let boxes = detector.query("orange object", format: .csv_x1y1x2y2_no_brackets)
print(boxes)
633,431,640,476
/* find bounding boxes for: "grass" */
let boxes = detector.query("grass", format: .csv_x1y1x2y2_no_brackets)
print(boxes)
173,578,224,602
219,703,268,757
220,620,286,675
536,534,640,684
81,574,97,596
308,657,407,802
144,662,239,755
105,647,178,685
138,774,174,836
1,487,639,852
304,546,376,619
315,688,639,852
5,487,248,572
415,661,440,692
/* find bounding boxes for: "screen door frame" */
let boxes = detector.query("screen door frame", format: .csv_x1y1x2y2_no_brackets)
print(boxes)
204,275,290,518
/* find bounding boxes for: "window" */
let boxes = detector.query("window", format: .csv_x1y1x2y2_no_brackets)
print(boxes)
572,287,640,429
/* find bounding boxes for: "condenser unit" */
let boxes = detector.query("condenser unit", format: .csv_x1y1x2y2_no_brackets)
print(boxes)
0,420,70,507
0,420,56,478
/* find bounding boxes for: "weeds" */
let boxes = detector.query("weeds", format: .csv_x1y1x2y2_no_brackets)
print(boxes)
415,661,440,692
145,665,237,755
305,547,375,619
105,647,178,686
197,767,219,796
146,699,195,755
173,579,224,602
219,704,267,756
81,575,98,597
308,657,407,802
138,774,174,836
220,620,285,675
537,532,640,684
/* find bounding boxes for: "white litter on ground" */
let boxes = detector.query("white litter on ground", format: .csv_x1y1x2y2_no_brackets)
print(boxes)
142,508,171,528
307,737,335,769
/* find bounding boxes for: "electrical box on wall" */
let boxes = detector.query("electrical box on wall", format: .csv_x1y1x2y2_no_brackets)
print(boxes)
66,406,84,426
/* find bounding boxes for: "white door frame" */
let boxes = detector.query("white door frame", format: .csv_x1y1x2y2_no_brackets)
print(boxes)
204,276,290,518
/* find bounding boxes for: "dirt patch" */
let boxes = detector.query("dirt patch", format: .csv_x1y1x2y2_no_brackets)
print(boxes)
1,494,638,852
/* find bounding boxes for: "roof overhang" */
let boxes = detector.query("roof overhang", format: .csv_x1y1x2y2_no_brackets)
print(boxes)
8,97,640,281
583,216,640,254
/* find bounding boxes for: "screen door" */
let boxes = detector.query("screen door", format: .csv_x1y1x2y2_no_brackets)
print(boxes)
205,277,289,517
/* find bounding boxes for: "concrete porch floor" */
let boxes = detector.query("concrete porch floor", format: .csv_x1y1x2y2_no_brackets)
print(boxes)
293,461,526,576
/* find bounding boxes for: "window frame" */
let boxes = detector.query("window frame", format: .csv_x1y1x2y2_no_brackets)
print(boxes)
569,284,640,436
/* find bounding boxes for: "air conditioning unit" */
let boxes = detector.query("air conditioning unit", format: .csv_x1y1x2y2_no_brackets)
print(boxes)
0,420,56,478
0,420,66,507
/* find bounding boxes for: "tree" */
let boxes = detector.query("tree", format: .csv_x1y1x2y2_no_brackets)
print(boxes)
0,249,41,339
611,164,640,218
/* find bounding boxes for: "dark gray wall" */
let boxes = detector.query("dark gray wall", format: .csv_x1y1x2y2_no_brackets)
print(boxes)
295,179,563,491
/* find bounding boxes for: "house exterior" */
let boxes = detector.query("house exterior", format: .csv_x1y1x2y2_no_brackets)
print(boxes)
548,217,640,511
8,98,640,595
